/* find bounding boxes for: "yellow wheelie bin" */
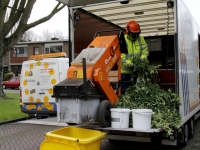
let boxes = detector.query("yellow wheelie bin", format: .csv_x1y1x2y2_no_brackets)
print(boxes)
40,126,106,150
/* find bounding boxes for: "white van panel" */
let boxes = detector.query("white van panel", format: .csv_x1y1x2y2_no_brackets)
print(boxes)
59,60,69,81
38,59,59,103
21,60,39,103
20,58,69,114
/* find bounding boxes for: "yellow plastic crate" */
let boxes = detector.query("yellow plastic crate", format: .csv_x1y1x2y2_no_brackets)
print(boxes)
40,126,107,150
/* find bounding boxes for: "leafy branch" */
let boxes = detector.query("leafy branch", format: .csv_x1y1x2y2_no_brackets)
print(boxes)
114,56,181,137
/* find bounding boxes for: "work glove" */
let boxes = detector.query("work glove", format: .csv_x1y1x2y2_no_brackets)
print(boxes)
129,63,133,67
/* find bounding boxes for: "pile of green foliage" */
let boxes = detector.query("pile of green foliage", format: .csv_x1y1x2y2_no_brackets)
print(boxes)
114,57,181,137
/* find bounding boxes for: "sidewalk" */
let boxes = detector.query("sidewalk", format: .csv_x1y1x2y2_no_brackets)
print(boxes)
17,117,67,126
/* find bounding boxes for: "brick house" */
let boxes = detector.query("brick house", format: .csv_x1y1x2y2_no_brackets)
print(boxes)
4,39,69,74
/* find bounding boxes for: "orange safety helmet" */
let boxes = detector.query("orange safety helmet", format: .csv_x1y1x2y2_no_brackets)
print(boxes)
125,20,141,34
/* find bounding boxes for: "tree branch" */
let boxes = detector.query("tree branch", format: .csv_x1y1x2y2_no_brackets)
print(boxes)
0,1,9,29
26,3,66,30
3,0,26,36
3,1,66,55
9,0,20,17
18,0,36,25
4,0,36,46
2,0,10,10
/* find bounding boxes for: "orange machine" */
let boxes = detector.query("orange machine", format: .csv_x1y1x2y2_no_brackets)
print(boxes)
52,30,125,127
67,35,121,104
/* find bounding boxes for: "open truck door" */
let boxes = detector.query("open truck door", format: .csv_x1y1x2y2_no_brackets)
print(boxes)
54,0,200,147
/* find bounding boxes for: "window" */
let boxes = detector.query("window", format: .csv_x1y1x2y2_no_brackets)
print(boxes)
44,43,63,54
50,46,62,53
33,47,39,55
13,46,28,57
4,67,8,72
146,38,162,51
13,48,16,57
45,48,50,54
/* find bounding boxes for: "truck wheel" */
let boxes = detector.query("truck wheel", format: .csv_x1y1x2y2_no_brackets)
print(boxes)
183,124,189,146
97,100,112,127
178,124,189,147
188,118,194,139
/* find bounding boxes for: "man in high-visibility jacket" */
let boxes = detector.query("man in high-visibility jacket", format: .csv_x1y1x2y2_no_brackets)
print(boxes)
121,20,149,94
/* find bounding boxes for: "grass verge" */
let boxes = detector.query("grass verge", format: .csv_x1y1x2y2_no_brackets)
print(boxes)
0,93,28,122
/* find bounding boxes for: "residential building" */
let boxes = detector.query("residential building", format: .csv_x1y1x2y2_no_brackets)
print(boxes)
4,39,69,74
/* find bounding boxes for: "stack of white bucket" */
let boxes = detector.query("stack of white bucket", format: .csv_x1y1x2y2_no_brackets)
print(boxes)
110,108,154,129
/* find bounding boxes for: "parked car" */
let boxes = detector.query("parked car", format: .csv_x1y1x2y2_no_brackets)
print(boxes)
2,76,20,89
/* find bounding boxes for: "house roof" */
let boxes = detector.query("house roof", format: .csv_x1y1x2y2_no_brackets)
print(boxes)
16,39,69,45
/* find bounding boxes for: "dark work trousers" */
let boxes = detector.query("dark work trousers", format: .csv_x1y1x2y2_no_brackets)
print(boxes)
121,74,132,95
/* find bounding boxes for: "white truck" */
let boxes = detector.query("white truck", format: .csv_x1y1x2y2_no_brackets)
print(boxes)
20,52,69,118
54,0,200,147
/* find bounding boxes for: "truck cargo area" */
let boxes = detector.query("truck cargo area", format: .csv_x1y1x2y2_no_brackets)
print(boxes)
51,0,200,147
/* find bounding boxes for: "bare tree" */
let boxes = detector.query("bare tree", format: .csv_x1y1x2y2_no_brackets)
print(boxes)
21,30,40,41
39,29,67,41
21,29,68,42
41,29,53,41
52,30,66,40
0,0,66,98
21,30,67,41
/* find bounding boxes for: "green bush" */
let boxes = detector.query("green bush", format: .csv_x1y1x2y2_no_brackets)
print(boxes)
3,72,14,81
3,70,10,79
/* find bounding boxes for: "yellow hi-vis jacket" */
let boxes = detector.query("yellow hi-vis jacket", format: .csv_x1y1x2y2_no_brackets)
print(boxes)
121,34,149,74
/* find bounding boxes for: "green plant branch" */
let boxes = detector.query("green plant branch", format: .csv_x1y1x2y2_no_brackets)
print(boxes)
114,56,181,137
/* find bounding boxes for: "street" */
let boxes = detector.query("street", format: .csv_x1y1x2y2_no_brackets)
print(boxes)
1,116,200,150
4,89,20,94
1,89,200,150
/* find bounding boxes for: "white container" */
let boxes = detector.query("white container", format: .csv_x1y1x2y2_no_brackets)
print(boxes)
110,108,131,128
132,109,154,130
57,98,100,124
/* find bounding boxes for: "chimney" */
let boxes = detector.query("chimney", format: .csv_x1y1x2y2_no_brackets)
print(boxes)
51,37,59,40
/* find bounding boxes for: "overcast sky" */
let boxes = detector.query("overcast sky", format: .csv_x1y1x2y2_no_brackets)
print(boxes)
28,0,69,38
29,0,200,38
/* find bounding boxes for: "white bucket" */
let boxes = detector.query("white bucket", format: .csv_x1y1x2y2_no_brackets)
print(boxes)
132,109,154,130
110,108,131,128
